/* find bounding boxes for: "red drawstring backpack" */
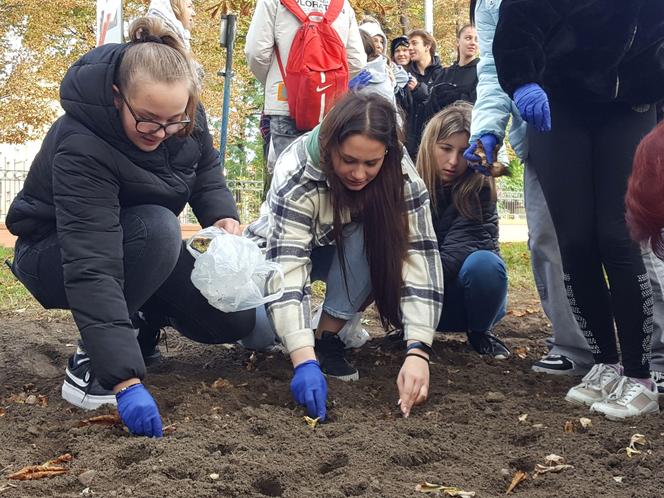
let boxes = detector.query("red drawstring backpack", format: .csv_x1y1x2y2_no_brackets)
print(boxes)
275,0,349,131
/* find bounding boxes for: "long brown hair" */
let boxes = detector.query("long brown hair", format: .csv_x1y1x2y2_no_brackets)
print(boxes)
417,101,496,220
116,17,199,136
319,93,408,330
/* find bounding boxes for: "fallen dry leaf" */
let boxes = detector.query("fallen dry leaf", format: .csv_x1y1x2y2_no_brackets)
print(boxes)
304,416,320,429
518,414,528,423
506,471,527,494
625,433,647,458
544,454,565,466
415,482,476,497
630,434,647,447
513,347,529,359
533,463,574,477
579,417,592,429
77,414,122,427
8,453,73,481
613,476,624,483
0,408,5,417
211,378,233,390
564,420,575,433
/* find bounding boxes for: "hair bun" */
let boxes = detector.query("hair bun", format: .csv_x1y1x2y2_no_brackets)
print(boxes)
136,30,163,44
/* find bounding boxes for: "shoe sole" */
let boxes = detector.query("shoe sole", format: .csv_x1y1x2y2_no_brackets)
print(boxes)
596,407,660,421
564,394,596,407
61,381,117,410
325,371,360,382
532,365,589,376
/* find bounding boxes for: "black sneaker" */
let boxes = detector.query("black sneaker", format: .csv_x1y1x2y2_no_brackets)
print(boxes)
315,331,359,381
467,331,511,360
61,347,117,410
531,354,590,376
651,370,664,394
132,311,166,366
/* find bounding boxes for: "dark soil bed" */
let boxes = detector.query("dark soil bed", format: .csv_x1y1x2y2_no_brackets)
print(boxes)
1,293,662,497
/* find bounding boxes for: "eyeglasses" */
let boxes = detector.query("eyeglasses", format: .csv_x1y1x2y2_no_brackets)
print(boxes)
118,91,191,135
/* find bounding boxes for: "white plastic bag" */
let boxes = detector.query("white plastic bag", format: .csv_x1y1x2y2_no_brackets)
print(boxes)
186,227,284,312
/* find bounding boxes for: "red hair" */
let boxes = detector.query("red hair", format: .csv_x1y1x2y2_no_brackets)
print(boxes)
625,122,664,259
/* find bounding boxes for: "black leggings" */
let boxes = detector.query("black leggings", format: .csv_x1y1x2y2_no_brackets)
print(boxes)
528,100,655,378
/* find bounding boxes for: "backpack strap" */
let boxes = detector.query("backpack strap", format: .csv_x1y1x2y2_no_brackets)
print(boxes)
279,0,308,23
323,0,344,23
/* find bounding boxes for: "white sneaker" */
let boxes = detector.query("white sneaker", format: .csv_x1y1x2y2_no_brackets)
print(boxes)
590,376,660,420
565,363,621,406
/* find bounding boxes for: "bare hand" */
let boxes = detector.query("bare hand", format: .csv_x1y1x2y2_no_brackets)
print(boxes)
213,218,241,235
396,355,429,417
407,78,418,91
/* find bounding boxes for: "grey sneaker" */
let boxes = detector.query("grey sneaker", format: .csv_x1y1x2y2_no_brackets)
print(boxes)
565,363,621,407
590,376,659,420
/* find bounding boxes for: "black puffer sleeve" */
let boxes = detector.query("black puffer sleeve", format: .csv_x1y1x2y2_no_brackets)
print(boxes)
53,134,145,390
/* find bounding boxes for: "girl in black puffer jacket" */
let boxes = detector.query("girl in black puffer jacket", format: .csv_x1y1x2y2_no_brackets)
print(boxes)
7,17,257,438
417,101,510,360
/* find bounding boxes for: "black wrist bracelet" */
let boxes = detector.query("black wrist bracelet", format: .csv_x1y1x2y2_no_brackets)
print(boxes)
406,341,434,356
405,352,430,364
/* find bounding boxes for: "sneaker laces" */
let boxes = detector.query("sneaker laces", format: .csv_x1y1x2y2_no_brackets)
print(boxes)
579,363,617,389
606,377,642,405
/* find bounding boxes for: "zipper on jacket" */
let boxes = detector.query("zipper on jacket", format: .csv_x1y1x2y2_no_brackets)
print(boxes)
616,25,638,99
163,146,191,197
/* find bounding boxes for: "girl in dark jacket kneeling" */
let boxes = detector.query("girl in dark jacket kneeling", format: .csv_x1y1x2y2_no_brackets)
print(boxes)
6,18,255,437
417,101,509,359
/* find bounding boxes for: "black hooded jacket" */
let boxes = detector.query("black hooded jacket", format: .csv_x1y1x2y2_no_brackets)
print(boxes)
396,56,444,159
6,42,238,389
420,58,479,132
432,180,500,285
493,0,664,105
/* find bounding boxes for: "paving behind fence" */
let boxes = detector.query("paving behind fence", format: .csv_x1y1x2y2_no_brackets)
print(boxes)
1,158,525,225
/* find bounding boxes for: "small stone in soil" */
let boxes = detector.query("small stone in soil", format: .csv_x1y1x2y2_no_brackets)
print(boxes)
485,391,506,403
78,470,96,487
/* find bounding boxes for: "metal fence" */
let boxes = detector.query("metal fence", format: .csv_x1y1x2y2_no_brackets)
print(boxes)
1,159,526,224
497,189,526,220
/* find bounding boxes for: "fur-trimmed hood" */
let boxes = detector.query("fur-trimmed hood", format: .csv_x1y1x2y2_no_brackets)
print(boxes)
493,0,664,104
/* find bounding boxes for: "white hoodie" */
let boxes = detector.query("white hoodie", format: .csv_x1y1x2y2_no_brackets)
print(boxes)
147,0,191,50
245,0,367,116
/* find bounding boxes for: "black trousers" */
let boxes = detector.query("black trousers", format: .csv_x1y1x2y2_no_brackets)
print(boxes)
12,205,255,346
528,100,655,378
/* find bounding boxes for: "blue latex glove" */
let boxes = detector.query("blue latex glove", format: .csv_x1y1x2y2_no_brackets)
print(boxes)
464,133,498,176
513,83,551,132
116,384,163,438
290,360,327,421
349,70,372,91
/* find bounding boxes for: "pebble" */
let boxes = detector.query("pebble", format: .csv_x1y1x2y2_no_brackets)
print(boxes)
500,468,510,476
25,395,37,405
209,473,220,480
26,426,40,436
78,470,96,487
485,391,506,403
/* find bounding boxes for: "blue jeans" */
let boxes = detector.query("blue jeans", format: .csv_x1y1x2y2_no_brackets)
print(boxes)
243,223,370,350
436,251,507,333
12,205,255,345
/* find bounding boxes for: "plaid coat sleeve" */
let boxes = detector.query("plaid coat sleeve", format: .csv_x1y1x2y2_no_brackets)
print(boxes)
400,164,445,345
263,168,319,354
